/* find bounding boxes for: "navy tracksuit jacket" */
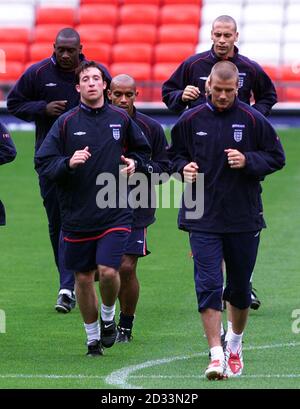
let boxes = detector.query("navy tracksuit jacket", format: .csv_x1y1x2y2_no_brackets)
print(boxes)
168,98,285,233
131,108,170,228
35,102,151,234
162,46,277,117
0,123,17,225
7,53,111,151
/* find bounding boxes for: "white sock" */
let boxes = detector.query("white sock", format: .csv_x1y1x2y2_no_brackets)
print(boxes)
101,303,116,322
210,346,224,363
225,320,232,342
228,331,243,354
84,321,100,345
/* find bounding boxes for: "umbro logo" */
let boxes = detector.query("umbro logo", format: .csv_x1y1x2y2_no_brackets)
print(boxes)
45,83,57,87
137,240,144,244
74,131,86,136
199,76,208,80
196,131,207,136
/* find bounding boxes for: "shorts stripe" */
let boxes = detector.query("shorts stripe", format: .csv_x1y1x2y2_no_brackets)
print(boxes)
64,227,131,243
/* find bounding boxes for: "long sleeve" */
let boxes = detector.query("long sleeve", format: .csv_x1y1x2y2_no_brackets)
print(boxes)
7,67,48,122
168,116,192,178
243,116,285,177
162,61,191,114
124,119,152,171
251,63,278,117
0,123,17,165
34,119,73,183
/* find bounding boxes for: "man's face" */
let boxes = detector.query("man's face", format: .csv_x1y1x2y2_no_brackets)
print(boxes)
76,67,106,105
209,74,238,111
211,21,238,59
108,81,137,117
54,37,82,71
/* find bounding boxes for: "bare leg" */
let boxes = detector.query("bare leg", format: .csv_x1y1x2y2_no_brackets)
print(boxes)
118,255,139,316
75,270,98,324
98,265,120,307
201,308,222,348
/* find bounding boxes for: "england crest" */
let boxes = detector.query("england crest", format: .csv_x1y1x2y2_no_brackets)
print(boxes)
233,129,243,142
112,128,120,140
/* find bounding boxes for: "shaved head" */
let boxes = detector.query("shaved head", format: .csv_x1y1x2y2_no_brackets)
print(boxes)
110,74,136,91
210,60,239,84
55,28,80,45
212,15,237,32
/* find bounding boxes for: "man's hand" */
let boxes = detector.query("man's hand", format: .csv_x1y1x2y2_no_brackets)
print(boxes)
225,148,246,169
182,85,201,102
69,146,91,169
46,100,68,116
120,155,135,176
183,161,199,183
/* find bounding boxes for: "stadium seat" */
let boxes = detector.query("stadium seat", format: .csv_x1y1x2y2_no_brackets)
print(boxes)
38,0,80,6
77,25,115,45
199,23,212,44
283,24,300,43
242,4,284,24
0,28,30,44
78,5,118,26
29,43,54,62
119,5,159,25
195,41,212,53
122,0,161,4
163,0,202,4
240,23,282,43
154,43,195,63
201,3,243,26
0,4,35,27
284,87,300,102
261,65,280,82
238,42,281,65
35,7,76,26
159,5,200,26
111,43,153,64
33,24,72,42
80,0,119,4
279,65,300,82
282,43,300,65
152,62,178,101
116,25,157,45
158,25,198,44
0,61,24,82
110,62,152,101
0,43,28,64
83,44,111,65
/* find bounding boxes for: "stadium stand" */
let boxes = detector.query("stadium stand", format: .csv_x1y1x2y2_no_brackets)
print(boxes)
0,0,300,103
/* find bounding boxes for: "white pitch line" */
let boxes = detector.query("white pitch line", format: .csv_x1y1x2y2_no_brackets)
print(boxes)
105,341,300,389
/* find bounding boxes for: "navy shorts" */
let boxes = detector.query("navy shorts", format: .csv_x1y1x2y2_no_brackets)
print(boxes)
125,228,150,257
189,231,260,311
63,227,131,272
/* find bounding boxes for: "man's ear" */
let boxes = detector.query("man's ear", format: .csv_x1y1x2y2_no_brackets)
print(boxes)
103,81,107,90
107,89,112,100
75,84,80,93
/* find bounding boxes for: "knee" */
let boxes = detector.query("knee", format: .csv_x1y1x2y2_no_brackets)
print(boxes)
75,271,95,289
119,259,136,282
98,266,118,283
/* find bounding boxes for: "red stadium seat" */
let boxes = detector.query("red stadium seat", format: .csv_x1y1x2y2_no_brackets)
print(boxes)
0,62,24,83
284,87,300,102
83,44,111,65
111,43,153,64
77,25,115,45
0,43,28,64
0,28,30,44
123,0,161,4
163,0,202,4
160,5,200,25
154,43,194,63
158,25,198,44
78,5,118,26
81,0,119,4
119,5,159,25
262,65,279,82
35,7,76,26
152,62,178,101
279,65,300,81
29,43,53,62
110,62,152,100
116,25,157,44
33,25,71,43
